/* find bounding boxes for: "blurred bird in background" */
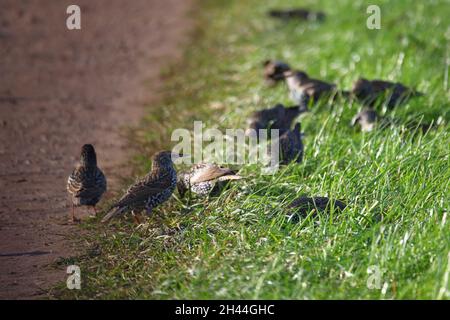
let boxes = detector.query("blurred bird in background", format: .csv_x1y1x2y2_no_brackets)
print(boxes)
287,196,346,222
267,8,326,22
263,59,291,86
351,107,438,134
279,122,304,164
284,70,346,105
246,103,307,138
351,78,423,108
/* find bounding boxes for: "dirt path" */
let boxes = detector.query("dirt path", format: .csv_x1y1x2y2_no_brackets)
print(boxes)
0,0,193,299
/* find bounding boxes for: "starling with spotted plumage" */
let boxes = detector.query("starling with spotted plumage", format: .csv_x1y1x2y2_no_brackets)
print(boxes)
287,196,346,222
351,78,423,108
263,60,291,85
284,70,347,105
279,122,304,164
67,144,107,222
101,150,180,223
177,163,242,198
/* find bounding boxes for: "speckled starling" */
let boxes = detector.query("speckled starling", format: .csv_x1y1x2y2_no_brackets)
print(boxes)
267,8,325,22
246,103,307,138
101,150,180,223
287,196,346,222
263,59,291,85
351,78,423,108
351,107,378,132
67,144,107,222
177,163,242,198
279,123,304,164
284,70,342,105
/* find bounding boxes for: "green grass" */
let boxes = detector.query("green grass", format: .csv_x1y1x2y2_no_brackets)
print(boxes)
61,0,449,299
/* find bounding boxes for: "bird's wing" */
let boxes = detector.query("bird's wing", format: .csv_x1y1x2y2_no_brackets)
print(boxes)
277,106,302,128
67,166,83,196
189,165,235,184
303,79,335,92
67,166,106,199
370,80,395,93
284,106,302,117
114,180,169,208
252,105,282,123
392,82,417,96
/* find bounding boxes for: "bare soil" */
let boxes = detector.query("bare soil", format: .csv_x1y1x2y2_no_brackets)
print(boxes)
0,0,192,299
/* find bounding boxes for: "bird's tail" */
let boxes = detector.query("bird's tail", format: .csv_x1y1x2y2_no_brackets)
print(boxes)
101,206,126,223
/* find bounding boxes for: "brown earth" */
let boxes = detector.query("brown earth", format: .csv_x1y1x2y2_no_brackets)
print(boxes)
0,0,193,299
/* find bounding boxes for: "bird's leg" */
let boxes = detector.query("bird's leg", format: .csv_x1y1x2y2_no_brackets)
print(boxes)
132,211,142,225
70,203,80,223
133,215,142,225
91,206,98,217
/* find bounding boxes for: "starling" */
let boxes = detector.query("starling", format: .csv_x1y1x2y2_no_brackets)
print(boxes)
351,78,423,108
67,144,107,222
263,59,291,85
267,8,326,22
279,122,304,164
284,70,342,105
246,103,307,138
287,196,346,222
351,108,437,133
351,107,378,132
177,163,242,198
101,150,181,223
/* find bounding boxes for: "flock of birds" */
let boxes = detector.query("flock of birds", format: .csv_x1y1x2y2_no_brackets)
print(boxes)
67,8,429,224
67,148,245,223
